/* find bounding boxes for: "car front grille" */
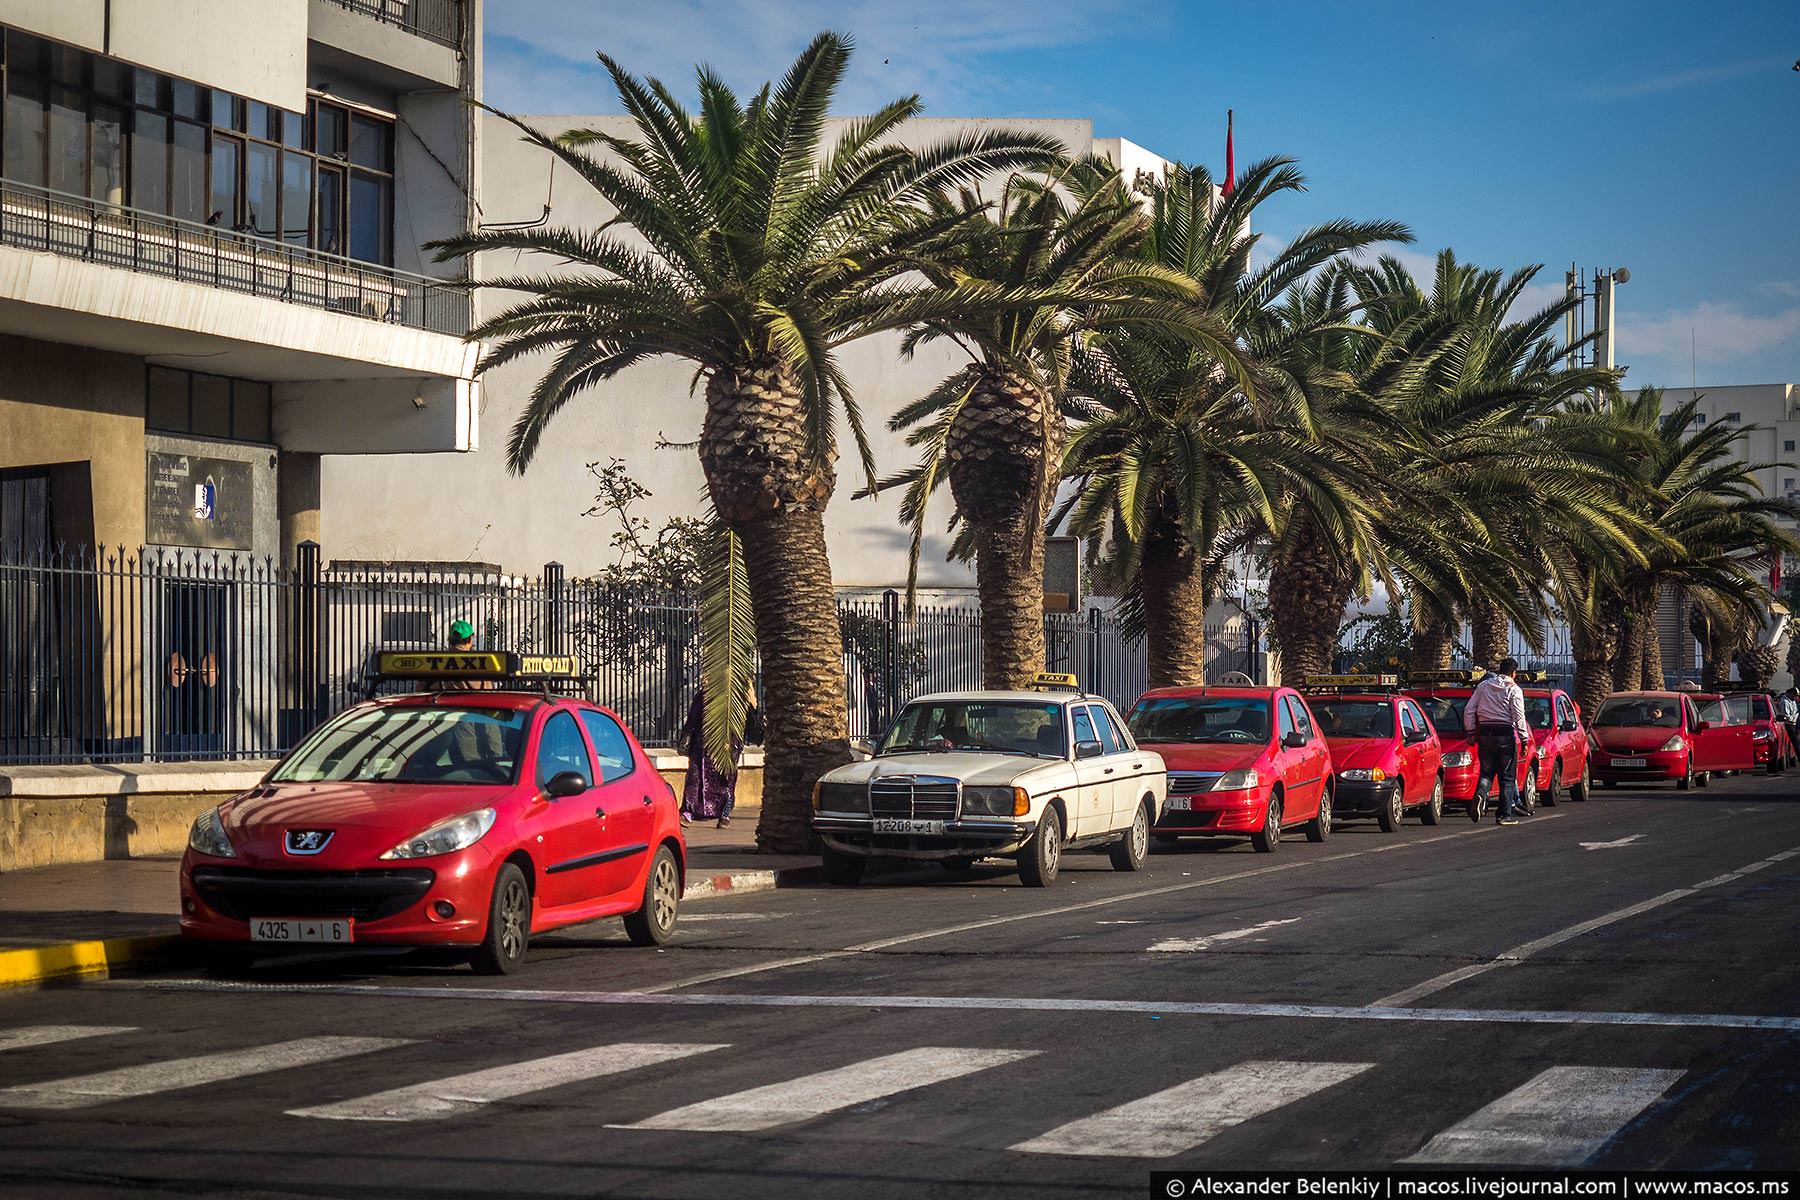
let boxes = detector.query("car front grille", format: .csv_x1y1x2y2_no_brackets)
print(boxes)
868,775,960,820
1167,772,1220,796
191,867,434,922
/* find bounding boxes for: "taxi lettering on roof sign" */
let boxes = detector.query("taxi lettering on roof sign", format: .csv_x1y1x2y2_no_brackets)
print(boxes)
1303,673,1400,690
517,655,581,677
376,651,512,676
1408,668,1485,686
1513,670,1549,685
1030,672,1082,692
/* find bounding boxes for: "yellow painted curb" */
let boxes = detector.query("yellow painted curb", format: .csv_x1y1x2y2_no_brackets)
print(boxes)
0,934,180,988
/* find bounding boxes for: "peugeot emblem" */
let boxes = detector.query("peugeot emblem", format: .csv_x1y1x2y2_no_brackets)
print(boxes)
286,829,333,855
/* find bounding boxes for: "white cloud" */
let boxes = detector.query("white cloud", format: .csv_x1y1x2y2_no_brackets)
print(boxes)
1620,301,1800,367
1579,57,1778,101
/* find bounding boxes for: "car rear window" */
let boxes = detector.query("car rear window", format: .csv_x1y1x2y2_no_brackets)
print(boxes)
1307,698,1394,740
1593,698,1681,728
1127,696,1271,744
273,705,528,784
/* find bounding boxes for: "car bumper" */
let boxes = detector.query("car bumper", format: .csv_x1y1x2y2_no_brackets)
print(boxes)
813,815,1033,860
1332,779,1397,815
178,845,499,947
1154,789,1267,834
1590,749,1687,781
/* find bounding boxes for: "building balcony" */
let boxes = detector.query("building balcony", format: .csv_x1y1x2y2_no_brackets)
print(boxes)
308,0,467,94
321,0,464,49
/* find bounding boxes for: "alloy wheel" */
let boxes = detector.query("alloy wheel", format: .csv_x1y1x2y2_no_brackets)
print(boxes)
498,875,529,961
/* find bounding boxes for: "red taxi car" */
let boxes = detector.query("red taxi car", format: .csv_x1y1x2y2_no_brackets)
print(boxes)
1520,677,1591,804
1728,691,1795,775
180,652,686,974
1589,690,1707,790
1126,686,1333,852
1303,676,1444,830
1406,670,1538,820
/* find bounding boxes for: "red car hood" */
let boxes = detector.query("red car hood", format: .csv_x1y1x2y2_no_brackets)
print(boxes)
1148,743,1267,774
1590,726,1682,753
1324,737,1395,772
217,781,516,865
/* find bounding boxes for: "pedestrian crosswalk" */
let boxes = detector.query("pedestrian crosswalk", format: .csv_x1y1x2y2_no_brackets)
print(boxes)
0,1024,1687,1165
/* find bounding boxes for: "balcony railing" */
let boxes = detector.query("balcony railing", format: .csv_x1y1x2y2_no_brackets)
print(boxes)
323,0,464,50
0,179,471,337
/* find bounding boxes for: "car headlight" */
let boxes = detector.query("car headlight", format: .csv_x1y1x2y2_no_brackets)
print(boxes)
379,808,497,860
188,806,236,858
966,785,1031,816
1207,768,1259,791
1441,749,1472,768
813,781,869,814
1752,729,1772,742
1339,768,1387,782
1659,735,1685,753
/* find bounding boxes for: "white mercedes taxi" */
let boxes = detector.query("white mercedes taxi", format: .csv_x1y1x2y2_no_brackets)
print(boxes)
811,674,1167,887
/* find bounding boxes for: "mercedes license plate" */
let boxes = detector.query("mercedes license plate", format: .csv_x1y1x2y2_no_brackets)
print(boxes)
872,818,944,835
1610,757,1647,768
1164,796,1193,811
250,918,353,944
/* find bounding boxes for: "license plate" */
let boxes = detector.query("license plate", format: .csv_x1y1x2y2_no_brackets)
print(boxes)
872,819,944,835
1164,796,1193,811
250,918,353,944
1610,757,1647,768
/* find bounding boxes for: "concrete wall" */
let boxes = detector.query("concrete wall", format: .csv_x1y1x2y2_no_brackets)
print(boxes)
0,0,309,111
0,333,145,549
1649,385,1799,518
321,114,1157,586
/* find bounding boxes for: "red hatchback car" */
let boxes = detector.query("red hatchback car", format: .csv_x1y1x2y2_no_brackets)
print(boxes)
1589,691,1706,790
180,654,686,974
1304,678,1444,829
1126,686,1333,852
1520,681,1591,805
1405,671,1539,819
1726,691,1795,775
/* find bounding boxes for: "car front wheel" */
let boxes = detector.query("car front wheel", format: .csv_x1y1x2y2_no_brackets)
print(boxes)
1377,782,1403,833
471,862,531,976
1109,800,1151,872
1251,793,1283,853
623,845,680,946
1019,808,1063,887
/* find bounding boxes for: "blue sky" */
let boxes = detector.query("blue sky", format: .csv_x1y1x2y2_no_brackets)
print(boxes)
483,0,1800,388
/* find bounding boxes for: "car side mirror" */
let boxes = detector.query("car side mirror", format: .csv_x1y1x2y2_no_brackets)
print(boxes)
1282,731,1306,749
544,770,589,798
1560,719,1579,732
850,737,876,758
1693,721,1710,734
1075,739,1105,760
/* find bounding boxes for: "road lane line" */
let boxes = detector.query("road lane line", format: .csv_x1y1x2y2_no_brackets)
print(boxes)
0,1026,135,1053
1401,1066,1685,1165
1012,1059,1372,1158
125,979,1800,1032
616,1047,1036,1133
1372,844,1800,1008
288,1042,727,1122
644,816,1567,992
1148,917,1302,953
0,1036,410,1111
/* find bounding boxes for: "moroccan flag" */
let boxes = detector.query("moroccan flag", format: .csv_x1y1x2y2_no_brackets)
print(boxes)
1222,109,1235,197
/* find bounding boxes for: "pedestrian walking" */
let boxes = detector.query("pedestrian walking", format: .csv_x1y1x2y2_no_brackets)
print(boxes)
1464,657,1532,826
1780,688,1800,763
677,680,759,828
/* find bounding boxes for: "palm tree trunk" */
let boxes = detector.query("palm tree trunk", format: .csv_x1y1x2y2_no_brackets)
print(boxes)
947,364,1059,689
1639,582,1664,689
1409,602,1453,676
1468,594,1509,667
1141,515,1208,688
701,357,851,854
1269,514,1354,684
1571,615,1616,719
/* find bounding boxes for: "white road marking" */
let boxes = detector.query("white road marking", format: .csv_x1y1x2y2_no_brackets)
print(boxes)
1402,1066,1685,1165
617,1046,1036,1133
288,1042,727,1122
675,913,789,922
0,1026,136,1053
643,816,1567,992
1148,917,1302,953
1013,1059,1372,1157
1580,835,1645,850
128,979,1800,1032
1372,844,1800,1008
0,1036,410,1111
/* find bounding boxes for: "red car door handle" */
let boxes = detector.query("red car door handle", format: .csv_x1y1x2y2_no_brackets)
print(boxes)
594,807,606,819
641,796,653,806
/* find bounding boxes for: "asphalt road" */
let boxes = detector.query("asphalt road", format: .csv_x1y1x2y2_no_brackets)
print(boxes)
1,774,1797,1197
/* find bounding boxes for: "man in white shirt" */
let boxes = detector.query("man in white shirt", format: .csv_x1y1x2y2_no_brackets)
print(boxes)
1463,657,1532,825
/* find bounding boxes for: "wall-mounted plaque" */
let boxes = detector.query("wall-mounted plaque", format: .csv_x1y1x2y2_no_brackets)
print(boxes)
147,452,253,550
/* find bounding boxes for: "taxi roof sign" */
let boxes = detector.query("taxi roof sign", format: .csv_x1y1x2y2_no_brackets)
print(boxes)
1513,669,1551,685
369,650,588,697
1302,673,1400,690
1408,668,1486,686
1030,672,1083,693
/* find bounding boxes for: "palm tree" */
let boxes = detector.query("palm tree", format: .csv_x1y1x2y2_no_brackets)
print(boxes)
430,34,1061,852
872,159,1232,688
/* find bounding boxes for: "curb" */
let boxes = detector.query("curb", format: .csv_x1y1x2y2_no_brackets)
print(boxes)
0,933,182,989
684,864,823,900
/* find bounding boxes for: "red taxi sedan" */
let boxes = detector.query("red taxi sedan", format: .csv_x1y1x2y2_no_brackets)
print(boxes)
1126,686,1334,852
1406,670,1538,819
180,652,686,974
1304,677,1444,830
1589,691,1706,790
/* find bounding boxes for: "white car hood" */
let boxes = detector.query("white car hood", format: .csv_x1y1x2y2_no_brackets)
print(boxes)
824,751,1063,789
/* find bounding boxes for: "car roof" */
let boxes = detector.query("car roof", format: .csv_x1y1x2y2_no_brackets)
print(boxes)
1137,686,1281,700
1308,691,1399,703
909,690,1091,705
1602,691,1686,701
377,690,552,711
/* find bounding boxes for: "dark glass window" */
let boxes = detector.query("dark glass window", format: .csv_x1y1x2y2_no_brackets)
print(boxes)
316,164,343,255
48,84,86,195
6,30,47,76
244,140,278,238
165,79,198,121
48,43,82,87
208,133,239,226
349,113,390,170
244,100,268,141
133,67,164,110
230,381,272,442
130,111,168,212
210,88,237,130
536,711,594,788
350,169,391,264
92,59,128,99
280,151,311,244
280,109,304,149
170,119,206,221
314,103,346,158
90,101,125,205
146,367,189,431
3,73,46,186
191,374,231,437
577,710,635,782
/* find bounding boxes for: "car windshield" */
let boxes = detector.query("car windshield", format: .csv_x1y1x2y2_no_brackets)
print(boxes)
1526,696,1554,730
1126,696,1270,744
1308,698,1394,740
1593,698,1681,728
272,705,528,784
1414,695,1467,732
878,700,1066,758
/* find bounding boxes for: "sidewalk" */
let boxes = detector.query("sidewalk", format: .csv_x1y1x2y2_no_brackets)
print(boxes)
0,803,821,985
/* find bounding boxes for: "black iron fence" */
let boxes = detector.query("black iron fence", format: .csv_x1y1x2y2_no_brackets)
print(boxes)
325,0,464,49
0,547,1254,767
0,179,471,336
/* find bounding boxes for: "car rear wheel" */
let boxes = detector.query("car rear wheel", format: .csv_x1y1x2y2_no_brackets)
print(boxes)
471,863,531,976
1304,788,1332,843
1377,782,1402,832
1570,760,1591,801
623,845,680,946
1420,775,1443,826
1677,758,1693,791
1019,808,1063,887
822,845,867,886
1250,793,1283,853
1109,800,1151,871
1697,770,1711,789
1543,764,1562,807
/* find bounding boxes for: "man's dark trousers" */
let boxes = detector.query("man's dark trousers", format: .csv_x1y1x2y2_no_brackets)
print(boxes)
1474,723,1521,820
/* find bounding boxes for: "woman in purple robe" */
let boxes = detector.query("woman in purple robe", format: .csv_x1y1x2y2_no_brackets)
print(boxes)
678,682,758,827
